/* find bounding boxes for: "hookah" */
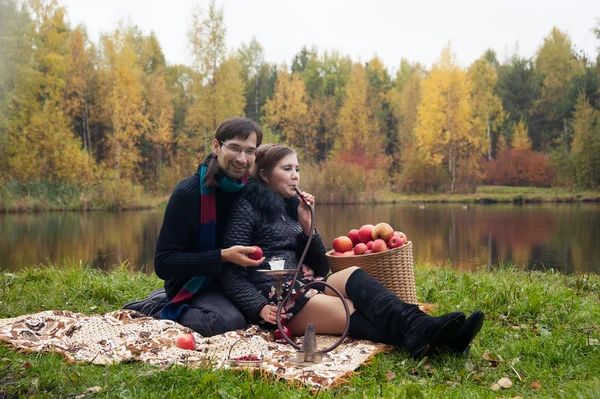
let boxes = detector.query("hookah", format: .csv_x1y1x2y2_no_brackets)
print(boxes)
257,186,350,363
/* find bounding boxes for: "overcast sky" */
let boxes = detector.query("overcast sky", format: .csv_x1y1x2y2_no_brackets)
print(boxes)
60,0,599,71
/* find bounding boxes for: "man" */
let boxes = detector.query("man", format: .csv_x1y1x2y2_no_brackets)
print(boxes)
123,117,265,336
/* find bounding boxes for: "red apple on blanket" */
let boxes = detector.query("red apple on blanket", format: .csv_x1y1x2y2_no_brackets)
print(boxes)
175,333,196,350
333,236,353,253
371,239,388,253
353,243,368,255
358,224,374,244
372,222,394,241
247,245,263,261
387,235,404,249
348,229,360,246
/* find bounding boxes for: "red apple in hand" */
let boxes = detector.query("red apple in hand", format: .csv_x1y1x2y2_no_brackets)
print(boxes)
333,236,353,252
372,222,394,241
247,245,263,261
348,229,360,246
358,224,374,244
175,333,196,350
371,239,388,253
353,243,368,255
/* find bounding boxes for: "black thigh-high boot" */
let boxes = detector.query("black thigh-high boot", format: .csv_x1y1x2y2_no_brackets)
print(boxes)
348,311,393,344
345,268,465,358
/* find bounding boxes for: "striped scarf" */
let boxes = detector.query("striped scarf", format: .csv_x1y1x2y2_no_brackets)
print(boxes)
160,155,247,321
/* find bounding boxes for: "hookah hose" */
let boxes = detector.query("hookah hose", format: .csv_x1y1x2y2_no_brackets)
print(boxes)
274,186,350,352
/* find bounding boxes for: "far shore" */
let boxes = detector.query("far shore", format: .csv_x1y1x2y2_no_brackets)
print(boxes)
2,185,600,213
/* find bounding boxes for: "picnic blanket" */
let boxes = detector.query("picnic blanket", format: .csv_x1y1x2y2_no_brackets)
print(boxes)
0,309,391,389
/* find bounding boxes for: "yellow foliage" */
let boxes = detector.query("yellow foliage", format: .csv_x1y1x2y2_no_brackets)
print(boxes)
414,44,484,191
336,63,382,157
262,64,313,159
512,119,531,150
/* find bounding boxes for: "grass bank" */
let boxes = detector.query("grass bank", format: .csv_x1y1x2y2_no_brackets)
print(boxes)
1,261,599,398
2,180,600,212
378,185,600,205
0,180,167,213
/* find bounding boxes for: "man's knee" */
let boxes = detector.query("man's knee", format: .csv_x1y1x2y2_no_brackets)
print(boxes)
179,289,247,336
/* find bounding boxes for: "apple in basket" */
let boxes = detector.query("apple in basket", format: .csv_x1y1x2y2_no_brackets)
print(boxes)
372,222,394,241
348,229,360,246
358,224,374,244
394,231,408,244
333,236,353,253
175,333,196,350
387,235,404,249
371,239,388,253
353,243,368,255
247,245,263,261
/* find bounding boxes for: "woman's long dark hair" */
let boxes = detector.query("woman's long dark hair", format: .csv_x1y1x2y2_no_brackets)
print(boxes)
204,117,263,187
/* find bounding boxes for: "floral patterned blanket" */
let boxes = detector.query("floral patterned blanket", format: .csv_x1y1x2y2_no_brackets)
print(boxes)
0,309,391,389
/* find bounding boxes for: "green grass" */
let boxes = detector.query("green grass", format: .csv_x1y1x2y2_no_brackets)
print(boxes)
1,261,599,398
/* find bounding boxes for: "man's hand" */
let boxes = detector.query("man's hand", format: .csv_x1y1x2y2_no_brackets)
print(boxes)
221,246,265,267
259,303,286,324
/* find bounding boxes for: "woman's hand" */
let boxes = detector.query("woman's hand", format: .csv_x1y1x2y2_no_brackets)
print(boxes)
297,191,315,236
259,304,286,324
301,264,314,277
221,246,265,267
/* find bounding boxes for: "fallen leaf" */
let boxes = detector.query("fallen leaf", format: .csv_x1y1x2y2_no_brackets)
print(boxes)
411,367,418,375
483,351,504,367
385,371,396,381
588,338,599,346
490,383,500,391
75,386,103,399
531,380,541,390
23,362,32,369
498,377,513,389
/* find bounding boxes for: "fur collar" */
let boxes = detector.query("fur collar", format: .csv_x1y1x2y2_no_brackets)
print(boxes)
241,178,300,222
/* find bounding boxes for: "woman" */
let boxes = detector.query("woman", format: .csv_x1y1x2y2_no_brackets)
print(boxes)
221,144,484,358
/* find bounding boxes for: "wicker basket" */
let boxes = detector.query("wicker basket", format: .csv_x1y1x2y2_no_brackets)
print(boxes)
325,241,417,304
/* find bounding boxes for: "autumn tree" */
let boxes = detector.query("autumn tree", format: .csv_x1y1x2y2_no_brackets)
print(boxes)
414,45,484,192
238,38,274,122
336,63,382,157
511,119,532,150
6,0,94,183
146,68,174,187
468,56,505,160
534,27,585,148
100,33,149,179
185,0,245,158
569,94,600,188
262,64,315,159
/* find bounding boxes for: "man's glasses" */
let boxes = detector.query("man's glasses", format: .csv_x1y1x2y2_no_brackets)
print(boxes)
220,141,257,157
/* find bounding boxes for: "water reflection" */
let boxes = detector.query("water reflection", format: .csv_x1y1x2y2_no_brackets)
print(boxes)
1,204,599,274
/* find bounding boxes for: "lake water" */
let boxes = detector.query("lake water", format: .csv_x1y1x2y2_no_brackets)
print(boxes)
1,203,599,274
